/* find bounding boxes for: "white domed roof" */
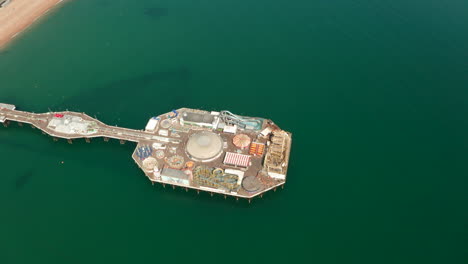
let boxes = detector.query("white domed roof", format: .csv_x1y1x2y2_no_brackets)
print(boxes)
186,131,223,161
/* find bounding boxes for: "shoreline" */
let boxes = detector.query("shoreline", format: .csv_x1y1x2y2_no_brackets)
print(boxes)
0,0,65,50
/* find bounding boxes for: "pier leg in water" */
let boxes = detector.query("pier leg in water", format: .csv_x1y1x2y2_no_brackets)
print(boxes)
224,195,227,199
30,124,35,129
249,199,251,204
103,137,109,142
260,194,263,198
17,122,23,127
85,138,91,143
185,187,188,192
172,185,175,190
53,137,58,142
3,120,9,127
120,140,125,145
197,190,200,195
162,183,166,188
67,139,73,144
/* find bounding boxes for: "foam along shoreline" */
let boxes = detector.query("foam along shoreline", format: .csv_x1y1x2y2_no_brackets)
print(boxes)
0,0,65,49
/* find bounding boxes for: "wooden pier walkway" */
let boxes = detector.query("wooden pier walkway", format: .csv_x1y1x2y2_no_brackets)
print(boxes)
0,104,172,144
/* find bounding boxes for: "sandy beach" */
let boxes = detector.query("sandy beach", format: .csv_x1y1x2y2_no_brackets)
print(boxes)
0,0,64,49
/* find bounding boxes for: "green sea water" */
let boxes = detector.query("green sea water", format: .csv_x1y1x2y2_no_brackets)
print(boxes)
0,0,467,263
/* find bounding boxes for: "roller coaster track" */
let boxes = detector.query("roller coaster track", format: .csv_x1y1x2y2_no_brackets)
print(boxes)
219,110,263,130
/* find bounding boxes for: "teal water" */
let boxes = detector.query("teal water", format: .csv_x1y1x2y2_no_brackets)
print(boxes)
1,0,467,263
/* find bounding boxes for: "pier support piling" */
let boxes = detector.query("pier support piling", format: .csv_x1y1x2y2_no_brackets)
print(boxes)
103,137,109,142
85,138,91,143
67,139,73,144
17,122,23,127
120,140,125,145
53,137,58,142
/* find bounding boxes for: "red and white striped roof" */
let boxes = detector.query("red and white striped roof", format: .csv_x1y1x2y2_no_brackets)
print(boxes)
223,152,251,167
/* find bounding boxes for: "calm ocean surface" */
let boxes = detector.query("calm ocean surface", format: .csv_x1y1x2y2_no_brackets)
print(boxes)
0,0,467,263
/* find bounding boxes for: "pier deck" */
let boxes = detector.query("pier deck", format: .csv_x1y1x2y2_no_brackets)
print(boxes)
0,106,162,142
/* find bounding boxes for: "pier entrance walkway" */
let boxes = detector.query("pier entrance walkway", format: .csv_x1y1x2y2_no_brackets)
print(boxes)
0,103,165,143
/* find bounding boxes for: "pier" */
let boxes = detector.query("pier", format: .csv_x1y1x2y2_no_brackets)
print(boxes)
0,103,292,201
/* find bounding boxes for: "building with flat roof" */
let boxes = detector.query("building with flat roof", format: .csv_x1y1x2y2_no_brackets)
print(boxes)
160,168,190,185
180,111,217,128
